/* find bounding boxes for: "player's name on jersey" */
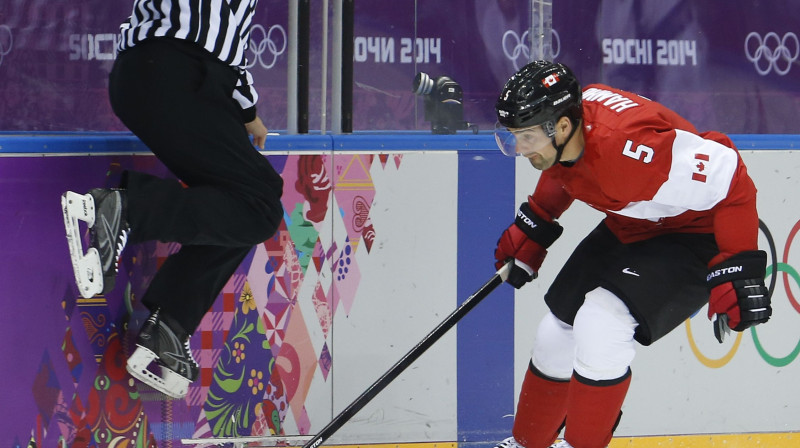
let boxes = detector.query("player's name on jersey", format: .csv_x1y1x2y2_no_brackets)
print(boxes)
582,87,640,113
602,38,697,66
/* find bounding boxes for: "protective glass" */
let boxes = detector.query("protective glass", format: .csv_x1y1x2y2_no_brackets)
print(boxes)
494,122,555,157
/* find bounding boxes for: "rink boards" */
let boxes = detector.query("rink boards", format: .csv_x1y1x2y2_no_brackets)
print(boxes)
0,133,797,447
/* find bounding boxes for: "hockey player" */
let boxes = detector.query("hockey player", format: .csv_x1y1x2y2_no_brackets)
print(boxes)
492,61,771,448
61,0,283,399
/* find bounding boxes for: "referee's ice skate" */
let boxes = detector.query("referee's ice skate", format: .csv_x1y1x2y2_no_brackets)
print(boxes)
127,309,199,399
61,188,130,298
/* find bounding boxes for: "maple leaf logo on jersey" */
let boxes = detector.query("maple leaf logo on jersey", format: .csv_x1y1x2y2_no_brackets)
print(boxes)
542,74,560,87
692,153,709,182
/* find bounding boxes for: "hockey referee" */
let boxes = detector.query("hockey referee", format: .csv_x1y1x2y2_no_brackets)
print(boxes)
64,0,284,399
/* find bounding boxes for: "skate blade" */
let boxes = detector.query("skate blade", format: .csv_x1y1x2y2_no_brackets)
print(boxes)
127,346,190,399
61,192,103,298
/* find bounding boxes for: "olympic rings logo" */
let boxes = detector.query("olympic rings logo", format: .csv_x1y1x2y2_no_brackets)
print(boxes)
502,29,560,71
245,23,287,70
686,218,800,368
0,25,13,68
744,31,799,76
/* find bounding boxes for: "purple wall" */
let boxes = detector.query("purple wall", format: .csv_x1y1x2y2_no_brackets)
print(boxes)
1,1,797,134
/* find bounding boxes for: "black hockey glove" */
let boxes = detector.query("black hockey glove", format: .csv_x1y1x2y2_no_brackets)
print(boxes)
706,250,771,343
494,202,563,288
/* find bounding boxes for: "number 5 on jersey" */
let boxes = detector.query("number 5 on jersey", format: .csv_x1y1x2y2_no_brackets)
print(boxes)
622,140,654,163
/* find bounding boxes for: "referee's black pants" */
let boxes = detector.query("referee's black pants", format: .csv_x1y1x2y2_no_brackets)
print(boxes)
108,38,283,334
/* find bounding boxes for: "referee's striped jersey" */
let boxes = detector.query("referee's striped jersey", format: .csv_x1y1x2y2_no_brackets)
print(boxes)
117,0,260,118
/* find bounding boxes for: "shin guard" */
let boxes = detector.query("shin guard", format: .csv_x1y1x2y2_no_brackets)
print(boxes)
564,370,631,448
512,362,570,448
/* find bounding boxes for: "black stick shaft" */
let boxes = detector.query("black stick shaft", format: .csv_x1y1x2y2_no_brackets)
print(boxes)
302,269,506,448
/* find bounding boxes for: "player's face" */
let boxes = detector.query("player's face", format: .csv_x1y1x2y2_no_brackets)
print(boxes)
495,124,557,170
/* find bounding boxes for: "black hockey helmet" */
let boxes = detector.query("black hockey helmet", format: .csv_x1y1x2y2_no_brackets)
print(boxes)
495,61,582,162
496,60,582,129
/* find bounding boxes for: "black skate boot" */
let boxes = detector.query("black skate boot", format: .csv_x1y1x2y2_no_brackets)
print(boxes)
88,188,130,294
61,188,130,298
126,309,199,399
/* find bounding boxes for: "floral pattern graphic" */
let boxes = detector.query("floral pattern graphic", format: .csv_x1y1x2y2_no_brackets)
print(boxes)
203,282,275,437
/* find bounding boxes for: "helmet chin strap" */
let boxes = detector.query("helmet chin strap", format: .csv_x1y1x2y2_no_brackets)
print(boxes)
552,119,581,167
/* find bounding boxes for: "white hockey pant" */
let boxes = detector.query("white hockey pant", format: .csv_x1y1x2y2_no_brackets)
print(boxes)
532,287,638,381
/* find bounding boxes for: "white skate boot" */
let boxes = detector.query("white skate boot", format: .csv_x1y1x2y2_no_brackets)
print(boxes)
127,309,199,399
61,189,129,298
495,437,581,448
495,437,525,448
548,442,575,448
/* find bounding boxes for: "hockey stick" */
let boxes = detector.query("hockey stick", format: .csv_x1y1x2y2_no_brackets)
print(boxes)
181,435,312,447
302,262,512,448
181,263,511,448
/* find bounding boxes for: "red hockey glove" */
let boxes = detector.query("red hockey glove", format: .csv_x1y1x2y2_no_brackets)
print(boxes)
495,202,563,289
706,250,771,343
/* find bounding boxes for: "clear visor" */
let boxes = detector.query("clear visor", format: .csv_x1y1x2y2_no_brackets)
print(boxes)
494,122,555,157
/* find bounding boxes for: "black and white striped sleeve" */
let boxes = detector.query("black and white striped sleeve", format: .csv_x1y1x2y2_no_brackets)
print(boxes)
118,0,261,120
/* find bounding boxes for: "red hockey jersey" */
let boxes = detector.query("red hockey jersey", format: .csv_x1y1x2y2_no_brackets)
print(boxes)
529,84,759,266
